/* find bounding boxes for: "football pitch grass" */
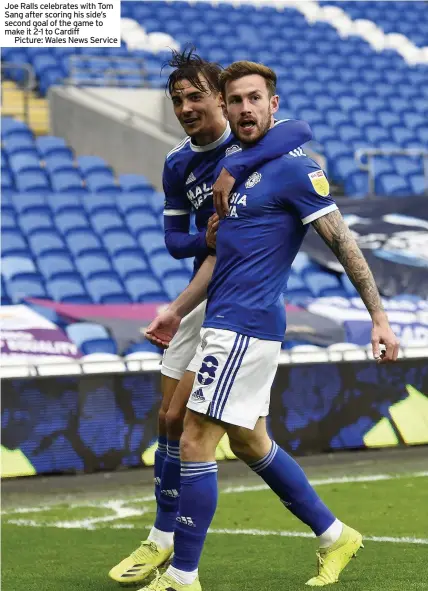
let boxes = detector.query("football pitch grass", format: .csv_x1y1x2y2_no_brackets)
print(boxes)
2,449,428,591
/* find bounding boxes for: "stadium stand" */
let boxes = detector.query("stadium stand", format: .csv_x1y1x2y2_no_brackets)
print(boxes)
1,0,427,359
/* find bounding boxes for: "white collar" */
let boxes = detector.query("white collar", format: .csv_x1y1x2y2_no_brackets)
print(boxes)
190,123,231,152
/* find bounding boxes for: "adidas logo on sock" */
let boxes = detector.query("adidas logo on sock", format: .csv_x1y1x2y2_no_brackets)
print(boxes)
161,488,179,498
154,477,161,485
176,516,196,527
186,172,196,185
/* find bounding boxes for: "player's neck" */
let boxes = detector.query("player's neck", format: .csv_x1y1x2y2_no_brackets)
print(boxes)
192,121,228,147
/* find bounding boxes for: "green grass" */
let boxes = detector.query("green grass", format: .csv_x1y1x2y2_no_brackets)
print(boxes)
2,473,428,591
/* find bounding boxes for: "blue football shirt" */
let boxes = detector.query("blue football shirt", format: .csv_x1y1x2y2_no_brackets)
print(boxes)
163,119,312,275
204,153,337,341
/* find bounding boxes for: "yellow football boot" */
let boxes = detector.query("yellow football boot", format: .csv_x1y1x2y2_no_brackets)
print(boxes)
306,525,363,586
137,572,202,591
109,540,173,585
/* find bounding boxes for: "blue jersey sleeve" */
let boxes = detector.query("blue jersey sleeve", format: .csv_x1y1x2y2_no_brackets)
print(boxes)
219,119,312,182
162,160,210,260
278,160,338,225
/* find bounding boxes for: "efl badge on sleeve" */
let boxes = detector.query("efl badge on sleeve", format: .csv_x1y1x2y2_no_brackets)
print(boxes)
308,170,330,197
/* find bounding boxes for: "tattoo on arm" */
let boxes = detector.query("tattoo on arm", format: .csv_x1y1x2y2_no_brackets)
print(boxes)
312,210,384,318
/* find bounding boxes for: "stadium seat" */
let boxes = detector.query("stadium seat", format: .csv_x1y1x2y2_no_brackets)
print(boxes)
118,174,153,192
47,277,89,303
29,231,68,258
12,192,50,216
50,171,85,193
409,174,425,196
376,173,411,197
126,211,160,235
46,192,82,215
66,230,104,258
125,274,167,302
1,170,15,191
1,211,17,231
80,338,118,356
1,117,32,140
85,172,119,194
138,231,166,257
85,277,130,303
341,275,358,297
305,272,343,297
8,153,42,174
1,257,37,281
8,276,48,303
15,171,50,193
37,254,77,281
36,136,73,158
77,155,112,175
55,212,90,236
149,252,186,280
91,211,126,235
82,193,117,216
102,230,140,257
112,253,149,280
285,274,312,299
44,154,76,174
66,322,117,355
2,137,37,159
117,192,153,216
75,253,113,280
19,212,53,236
163,274,191,301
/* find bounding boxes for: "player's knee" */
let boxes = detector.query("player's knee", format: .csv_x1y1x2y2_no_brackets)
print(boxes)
179,430,202,461
165,407,184,440
229,435,271,464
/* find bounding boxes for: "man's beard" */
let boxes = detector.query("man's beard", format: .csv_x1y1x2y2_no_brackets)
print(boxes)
232,108,272,146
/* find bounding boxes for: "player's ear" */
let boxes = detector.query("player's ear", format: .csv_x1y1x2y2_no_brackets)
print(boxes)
270,94,279,115
221,98,229,120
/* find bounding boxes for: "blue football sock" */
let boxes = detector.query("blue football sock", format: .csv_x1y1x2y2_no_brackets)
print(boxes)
154,439,181,533
172,461,218,572
249,442,336,536
154,436,167,506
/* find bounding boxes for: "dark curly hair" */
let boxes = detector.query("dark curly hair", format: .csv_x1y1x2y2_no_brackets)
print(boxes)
164,44,223,96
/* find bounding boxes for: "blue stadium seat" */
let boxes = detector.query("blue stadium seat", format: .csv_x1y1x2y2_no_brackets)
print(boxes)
138,231,166,257
163,274,191,301
29,231,68,258
146,192,165,217
15,171,50,193
119,174,153,192
47,278,89,303
117,192,153,216
46,192,82,215
85,172,119,194
75,253,113,280
91,211,125,235
1,117,33,140
126,211,160,236
344,171,369,199
1,169,15,191
391,126,416,147
102,230,141,257
333,156,359,182
8,153,41,174
392,156,423,177
37,254,77,281
341,274,358,297
338,124,362,143
36,136,73,158
85,277,130,304
376,173,411,197
305,272,343,297
44,154,76,174
1,211,16,231
1,231,29,257
66,321,109,346
19,212,53,236
3,137,38,158
82,194,117,216
7,276,48,303
1,257,37,281
77,155,111,175
66,229,104,258
285,274,312,299
81,338,118,356
112,253,149,280
372,157,395,177
149,252,185,281
417,127,428,144
364,125,390,144
125,275,167,303
55,211,90,236
409,174,425,196
12,192,50,216
50,171,85,193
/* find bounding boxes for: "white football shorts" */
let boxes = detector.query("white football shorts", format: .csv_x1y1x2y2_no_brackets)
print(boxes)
161,301,207,380
187,327,281,430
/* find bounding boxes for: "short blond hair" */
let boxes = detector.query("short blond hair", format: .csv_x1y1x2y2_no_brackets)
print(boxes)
219,61,277,99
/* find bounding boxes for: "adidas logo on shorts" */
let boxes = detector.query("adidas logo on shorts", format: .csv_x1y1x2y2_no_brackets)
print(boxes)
191,388,205,403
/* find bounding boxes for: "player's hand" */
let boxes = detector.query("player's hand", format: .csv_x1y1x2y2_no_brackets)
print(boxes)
213,167,235,219
371,318,400,363
144,309,181,349
206,213,219,249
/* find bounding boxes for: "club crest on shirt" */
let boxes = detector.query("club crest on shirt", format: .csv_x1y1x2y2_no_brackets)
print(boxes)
308,170,330,197
225,144,241,157
245,171,262,189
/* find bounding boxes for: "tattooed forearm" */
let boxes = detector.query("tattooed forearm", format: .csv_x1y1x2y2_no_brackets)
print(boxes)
312,210,385,320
